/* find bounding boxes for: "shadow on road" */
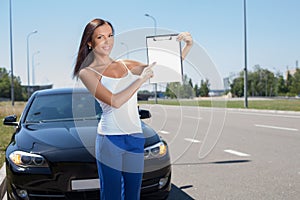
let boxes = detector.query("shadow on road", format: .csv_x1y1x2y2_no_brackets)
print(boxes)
206,159,251,165
172,159,251,166
167,184,195,200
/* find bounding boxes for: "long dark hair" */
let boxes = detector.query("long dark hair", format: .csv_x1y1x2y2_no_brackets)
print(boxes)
73,18,114,78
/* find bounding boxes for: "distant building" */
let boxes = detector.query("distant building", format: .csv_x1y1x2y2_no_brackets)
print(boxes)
223,77,230,91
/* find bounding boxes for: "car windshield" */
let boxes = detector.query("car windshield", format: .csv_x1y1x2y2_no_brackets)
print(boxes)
25,92,102,123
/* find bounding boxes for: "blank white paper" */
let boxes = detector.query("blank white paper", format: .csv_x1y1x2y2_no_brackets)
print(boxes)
146,34,182,83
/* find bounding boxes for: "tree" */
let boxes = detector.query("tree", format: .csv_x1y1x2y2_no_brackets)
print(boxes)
0,68,11,98
165,74,195,99
230,76,244,97
188,78,193,88
199,79,210,97
165,82,181,99
181,75,195,98
231,66,279,97
277,75,288,95
194,84,200,97
0,67,26,100
289,68,300,95
14,76,26,100
286,71,293,92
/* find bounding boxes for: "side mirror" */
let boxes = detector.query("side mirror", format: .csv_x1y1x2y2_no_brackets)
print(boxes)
139,109,151,119
3,115,18,126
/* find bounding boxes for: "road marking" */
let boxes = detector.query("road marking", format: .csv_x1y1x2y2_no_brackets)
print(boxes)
255,124,298,132
184,115,202,120
184,138,201,143
159,130,170,134
224,149,250,157
229,111,300,119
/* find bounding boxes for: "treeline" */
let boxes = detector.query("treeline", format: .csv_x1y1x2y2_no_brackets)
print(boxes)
138,74,210,99
0,67,26,100
230,65,300,97
165,74,210,98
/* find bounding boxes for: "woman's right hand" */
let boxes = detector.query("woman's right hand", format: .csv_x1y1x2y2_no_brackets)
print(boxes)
139,62,156,80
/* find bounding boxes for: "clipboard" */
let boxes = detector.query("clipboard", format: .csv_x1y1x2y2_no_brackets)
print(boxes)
146,34,183,83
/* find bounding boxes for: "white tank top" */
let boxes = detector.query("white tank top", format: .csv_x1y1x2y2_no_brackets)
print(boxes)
86,60,142,135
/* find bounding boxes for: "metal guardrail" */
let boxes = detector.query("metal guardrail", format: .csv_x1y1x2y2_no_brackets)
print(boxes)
0,164,6,200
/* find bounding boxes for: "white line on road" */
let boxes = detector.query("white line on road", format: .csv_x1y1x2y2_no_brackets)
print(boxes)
224,149,250,157
184,138,201,143
229,110,300,119
158,130,170,134
255,124,298,132
184,115,202,120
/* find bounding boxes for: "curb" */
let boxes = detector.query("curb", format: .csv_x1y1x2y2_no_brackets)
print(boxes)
0,164,6,199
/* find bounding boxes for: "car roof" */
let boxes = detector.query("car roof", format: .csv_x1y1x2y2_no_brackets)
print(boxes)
33,87,89,97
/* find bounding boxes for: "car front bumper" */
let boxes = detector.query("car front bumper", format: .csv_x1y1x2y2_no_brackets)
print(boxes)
6,162,171,200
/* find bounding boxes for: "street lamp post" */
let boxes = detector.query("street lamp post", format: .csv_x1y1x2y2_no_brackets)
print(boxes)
26,30,38,98
9,0,14,106
32,50,40,85
144,13,158,104
243,0,248,108
144,14,157,35
121,42,129,59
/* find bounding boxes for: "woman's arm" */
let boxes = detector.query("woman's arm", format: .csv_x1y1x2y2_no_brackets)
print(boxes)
177,32,193,60
79,62,155,109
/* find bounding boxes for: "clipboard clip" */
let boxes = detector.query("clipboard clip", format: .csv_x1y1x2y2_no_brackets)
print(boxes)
153,36,173,41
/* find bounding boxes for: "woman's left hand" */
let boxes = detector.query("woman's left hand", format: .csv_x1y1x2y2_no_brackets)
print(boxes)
177,32,193,60
177,32,193,46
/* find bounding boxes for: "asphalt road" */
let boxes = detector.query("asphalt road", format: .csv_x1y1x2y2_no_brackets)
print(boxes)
140,104,300,200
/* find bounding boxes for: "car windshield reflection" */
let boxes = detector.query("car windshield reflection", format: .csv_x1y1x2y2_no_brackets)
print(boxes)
25,93,102,123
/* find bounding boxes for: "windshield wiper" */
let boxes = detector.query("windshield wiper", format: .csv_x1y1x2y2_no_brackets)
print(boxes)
40,118,75,123
25,120,42,124
40,116,100,123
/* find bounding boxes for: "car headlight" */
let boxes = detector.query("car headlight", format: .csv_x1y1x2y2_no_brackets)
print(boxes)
144,141,168,160
9,151,49,168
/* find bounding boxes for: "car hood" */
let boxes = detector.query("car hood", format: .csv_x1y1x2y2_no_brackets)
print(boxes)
16,120,98,150
15,120,159,152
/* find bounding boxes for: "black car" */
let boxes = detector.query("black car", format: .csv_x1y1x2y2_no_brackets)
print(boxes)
3,88,171,200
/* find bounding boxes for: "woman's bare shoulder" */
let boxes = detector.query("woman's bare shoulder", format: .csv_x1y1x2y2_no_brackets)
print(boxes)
122,59,147,70
78,67,101,79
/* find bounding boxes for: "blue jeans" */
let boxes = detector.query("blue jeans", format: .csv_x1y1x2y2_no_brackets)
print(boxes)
95,133,145,200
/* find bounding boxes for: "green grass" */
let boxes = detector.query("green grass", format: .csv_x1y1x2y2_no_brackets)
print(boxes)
0,124,14,167
0,101,26,168
139,98,300,111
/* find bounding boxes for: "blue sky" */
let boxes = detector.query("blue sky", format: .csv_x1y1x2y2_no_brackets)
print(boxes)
0,0,299,88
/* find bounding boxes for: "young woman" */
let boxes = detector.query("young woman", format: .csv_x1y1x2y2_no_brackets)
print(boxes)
73,18,192,200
